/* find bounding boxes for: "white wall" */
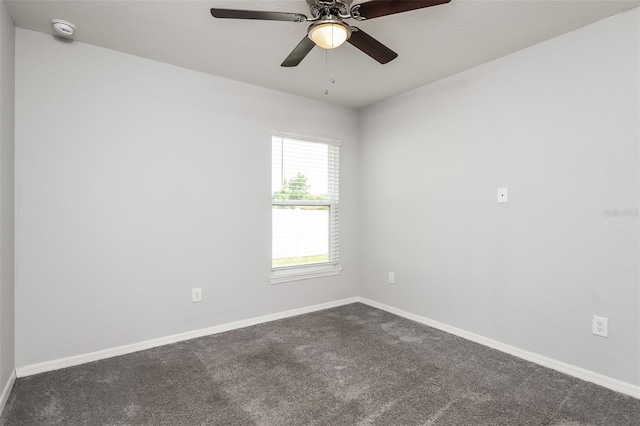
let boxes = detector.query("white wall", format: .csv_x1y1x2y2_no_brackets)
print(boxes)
14,28,359,367
13,7,640,390
0,0,15,396
359,8,639,386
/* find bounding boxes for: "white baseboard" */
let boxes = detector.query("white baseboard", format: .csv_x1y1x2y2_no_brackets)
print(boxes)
0,370,16,416
357,297,640,399
16,297,359,378
15,295,640,400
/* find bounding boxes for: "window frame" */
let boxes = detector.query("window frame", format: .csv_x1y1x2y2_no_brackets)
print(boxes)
270,130,342,284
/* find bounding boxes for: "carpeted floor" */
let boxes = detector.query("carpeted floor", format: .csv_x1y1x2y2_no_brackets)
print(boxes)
1,303,639,425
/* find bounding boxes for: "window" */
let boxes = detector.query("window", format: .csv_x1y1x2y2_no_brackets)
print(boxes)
270,131,341,284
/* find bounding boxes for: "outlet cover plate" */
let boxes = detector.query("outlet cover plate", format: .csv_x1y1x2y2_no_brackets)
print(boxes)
592,315,608,337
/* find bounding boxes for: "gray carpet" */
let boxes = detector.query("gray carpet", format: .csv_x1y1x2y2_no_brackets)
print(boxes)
1,303,639,425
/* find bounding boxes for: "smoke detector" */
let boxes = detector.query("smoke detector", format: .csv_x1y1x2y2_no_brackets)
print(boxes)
51,19,75,38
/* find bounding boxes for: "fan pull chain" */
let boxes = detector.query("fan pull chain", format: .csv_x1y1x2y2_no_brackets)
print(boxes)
324,49,336,95
325,49,329,95
330,48,336,85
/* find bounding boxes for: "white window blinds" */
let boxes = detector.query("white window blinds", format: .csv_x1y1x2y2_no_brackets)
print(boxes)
271,133,340,270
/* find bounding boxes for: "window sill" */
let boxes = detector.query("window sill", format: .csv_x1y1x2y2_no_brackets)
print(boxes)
269,264,343,285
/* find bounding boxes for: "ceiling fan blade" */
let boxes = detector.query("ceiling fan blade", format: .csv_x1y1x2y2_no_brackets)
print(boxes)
351,0,451,20
281,37,316,67
210,8,307,22
347,28,397,64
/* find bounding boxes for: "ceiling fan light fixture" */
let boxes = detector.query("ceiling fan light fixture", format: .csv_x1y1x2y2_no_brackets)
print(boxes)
308,18,351,49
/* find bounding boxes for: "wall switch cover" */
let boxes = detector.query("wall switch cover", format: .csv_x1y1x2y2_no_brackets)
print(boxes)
192,287,202,303
497,187,508,203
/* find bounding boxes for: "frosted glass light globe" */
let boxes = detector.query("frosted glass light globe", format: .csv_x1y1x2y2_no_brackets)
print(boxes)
309,21,350,49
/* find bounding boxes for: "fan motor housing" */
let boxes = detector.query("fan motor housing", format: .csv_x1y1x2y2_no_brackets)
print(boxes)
310,0,351,19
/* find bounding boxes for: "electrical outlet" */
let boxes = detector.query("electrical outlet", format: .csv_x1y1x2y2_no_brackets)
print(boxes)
388,272,395,284
192,287,202,303
592,316,608,338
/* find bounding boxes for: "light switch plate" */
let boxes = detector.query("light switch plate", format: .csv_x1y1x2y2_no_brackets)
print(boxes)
497,187,508,203
192,287,202,303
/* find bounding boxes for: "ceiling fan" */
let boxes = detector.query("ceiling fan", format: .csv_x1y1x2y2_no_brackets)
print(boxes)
210,0,451,67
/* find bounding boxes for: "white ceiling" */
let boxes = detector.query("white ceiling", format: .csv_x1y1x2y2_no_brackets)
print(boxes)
7,0,639,108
